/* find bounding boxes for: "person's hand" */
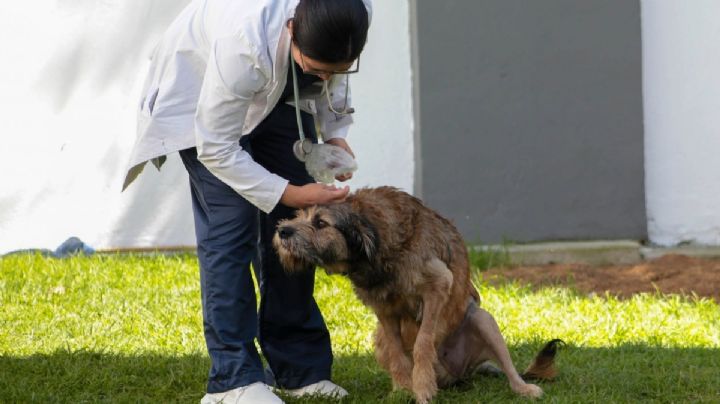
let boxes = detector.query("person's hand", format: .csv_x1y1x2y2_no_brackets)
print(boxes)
280,183,350,208
324,138,355,181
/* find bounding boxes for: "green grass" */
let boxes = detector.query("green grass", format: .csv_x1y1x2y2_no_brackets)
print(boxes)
1,254,719,403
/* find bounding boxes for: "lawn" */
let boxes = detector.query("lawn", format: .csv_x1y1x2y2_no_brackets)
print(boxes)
1,253,719,403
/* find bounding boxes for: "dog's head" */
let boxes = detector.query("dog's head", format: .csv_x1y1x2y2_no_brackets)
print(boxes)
273,203,378,274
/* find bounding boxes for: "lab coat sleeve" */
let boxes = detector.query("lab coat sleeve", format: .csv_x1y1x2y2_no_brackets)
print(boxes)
315,75,354,140
195,35,289,213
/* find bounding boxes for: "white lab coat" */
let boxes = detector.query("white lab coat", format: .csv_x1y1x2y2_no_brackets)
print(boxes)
123,0,372,213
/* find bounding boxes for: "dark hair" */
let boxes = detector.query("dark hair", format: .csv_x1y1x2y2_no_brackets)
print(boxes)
292,0,369,64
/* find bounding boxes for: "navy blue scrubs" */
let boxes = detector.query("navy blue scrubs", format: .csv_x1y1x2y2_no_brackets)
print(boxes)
179,60,332,393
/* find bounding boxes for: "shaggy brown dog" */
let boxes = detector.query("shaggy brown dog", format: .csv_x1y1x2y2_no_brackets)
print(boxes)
273,187,561,403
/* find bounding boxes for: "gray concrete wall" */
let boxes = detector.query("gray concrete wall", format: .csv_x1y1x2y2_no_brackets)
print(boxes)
414,0,646,244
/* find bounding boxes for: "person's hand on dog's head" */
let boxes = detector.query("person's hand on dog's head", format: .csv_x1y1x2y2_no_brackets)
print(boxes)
281,183,350,208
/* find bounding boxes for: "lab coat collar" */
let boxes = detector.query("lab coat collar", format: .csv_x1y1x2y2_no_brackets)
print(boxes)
274,24,292,86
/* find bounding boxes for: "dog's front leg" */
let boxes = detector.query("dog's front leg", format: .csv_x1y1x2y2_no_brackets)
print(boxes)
375,315,413,391
412,259,453,404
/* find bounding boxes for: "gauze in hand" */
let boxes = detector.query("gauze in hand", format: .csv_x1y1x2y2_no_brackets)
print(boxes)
293,139,358,184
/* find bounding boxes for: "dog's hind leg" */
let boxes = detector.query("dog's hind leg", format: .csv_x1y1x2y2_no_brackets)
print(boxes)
470,308,544,398
411,258,454,404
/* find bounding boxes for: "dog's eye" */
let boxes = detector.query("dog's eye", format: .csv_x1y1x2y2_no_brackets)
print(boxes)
313,217,329,229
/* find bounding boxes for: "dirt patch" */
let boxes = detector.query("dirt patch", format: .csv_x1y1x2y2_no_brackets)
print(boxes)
481,254,720,301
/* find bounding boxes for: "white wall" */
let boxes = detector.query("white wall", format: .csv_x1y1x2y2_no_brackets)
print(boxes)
642,0,720,246
0,0,414,253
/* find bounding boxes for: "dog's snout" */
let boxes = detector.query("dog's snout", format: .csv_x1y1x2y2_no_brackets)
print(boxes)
278,226,296,239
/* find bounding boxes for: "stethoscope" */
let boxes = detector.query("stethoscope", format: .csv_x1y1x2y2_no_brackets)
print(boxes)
290,49,354,161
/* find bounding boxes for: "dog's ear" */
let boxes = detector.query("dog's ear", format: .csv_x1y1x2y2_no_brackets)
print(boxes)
335,207,379,264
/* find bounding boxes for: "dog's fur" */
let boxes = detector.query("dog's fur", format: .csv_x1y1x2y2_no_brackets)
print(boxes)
273,187,561,403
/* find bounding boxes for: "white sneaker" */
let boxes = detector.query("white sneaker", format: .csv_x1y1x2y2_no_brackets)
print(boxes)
200,382,284,404
284,380,348,399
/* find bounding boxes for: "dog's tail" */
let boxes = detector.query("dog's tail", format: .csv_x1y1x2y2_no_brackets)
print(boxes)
521,339,564,380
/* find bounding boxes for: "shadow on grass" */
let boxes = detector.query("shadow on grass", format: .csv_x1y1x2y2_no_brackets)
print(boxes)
2,344,719,403
0,351,209,403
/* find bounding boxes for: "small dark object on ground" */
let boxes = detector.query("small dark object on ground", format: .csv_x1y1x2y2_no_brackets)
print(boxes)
2,237,95,258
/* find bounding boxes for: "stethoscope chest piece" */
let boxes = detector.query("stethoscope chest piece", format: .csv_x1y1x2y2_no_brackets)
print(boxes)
293,138,314,162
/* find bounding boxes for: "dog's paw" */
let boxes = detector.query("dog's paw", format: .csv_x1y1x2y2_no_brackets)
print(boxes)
412,373,438,404
391,379,411,392
389,357,414,390
413,389,435,404
513,382,543,399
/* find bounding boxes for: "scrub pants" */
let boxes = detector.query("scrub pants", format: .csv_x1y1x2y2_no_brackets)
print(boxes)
179,103,332,393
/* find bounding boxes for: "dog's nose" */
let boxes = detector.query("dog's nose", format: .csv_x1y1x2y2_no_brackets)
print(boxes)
278,226,295,239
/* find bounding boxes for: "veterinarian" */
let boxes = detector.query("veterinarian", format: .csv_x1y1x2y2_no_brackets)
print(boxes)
122,0,371,403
